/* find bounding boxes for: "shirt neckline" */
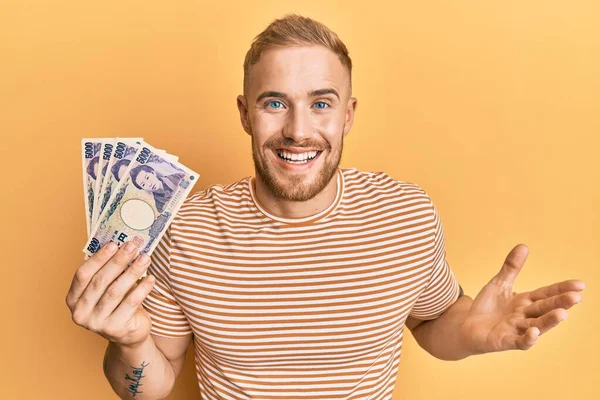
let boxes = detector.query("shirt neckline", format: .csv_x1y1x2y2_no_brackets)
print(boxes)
248,169,344,226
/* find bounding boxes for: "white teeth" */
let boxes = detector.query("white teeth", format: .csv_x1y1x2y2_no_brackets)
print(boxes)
277,150,320,163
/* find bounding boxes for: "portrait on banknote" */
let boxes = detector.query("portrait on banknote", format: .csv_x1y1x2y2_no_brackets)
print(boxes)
83,142,198,258
110,159,131,182
128,162,186,213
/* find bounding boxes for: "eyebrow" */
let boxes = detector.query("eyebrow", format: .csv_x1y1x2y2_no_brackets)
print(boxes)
256,88,340,103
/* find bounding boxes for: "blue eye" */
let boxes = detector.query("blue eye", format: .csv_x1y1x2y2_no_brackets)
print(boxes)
266,100,283,109
314,102,329,109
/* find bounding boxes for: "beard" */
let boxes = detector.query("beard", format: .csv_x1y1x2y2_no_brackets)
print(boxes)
251,133,343,202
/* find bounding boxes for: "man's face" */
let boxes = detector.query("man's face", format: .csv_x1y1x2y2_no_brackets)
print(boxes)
237,45,357,201
135,170,161,192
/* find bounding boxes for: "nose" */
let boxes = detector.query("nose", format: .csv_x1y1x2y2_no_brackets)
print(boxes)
282,107,311,143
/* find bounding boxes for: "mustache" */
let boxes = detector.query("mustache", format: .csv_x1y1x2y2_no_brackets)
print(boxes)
264,137,331,151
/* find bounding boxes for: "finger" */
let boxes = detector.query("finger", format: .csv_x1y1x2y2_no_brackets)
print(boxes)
513,327,540,350
108,274,156,324
93,253,152,320
522,291,582,318
517,309,568,336
528,279,587,302
491,244,529,288
66,242,119,309
73,241,141,315
501,326,540,350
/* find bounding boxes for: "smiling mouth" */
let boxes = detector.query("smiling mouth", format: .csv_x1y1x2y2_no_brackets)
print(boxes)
276,149,322,164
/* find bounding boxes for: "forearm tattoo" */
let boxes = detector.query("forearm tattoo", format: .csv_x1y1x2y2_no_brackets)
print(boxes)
125,361,150,397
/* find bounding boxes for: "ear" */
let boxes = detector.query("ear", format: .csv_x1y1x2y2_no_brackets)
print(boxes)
342,96,358,137
237,95,252,135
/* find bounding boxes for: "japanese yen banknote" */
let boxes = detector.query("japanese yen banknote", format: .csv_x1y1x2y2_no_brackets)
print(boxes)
81,138,198,264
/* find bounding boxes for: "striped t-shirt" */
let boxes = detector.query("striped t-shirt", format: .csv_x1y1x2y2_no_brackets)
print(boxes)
142,167,461,400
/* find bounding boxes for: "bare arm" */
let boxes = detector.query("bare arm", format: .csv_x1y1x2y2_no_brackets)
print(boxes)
406,290,473,361
66,242,193,400
103,334,192,399
406,245,585,361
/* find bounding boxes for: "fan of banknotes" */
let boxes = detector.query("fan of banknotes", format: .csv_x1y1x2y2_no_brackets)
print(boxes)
81,138,199,267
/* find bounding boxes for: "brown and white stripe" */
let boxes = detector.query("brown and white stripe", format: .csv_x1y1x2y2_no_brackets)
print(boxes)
142,167,460,400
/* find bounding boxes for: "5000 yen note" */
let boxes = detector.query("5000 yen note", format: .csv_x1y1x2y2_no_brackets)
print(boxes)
84,143,199,261
94,139,142,232
81,138,107,236
91,139,115,228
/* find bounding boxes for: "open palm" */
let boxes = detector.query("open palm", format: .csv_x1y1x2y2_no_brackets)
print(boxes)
459,244,585,355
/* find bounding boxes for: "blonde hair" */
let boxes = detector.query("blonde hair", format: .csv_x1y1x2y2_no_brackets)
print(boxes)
243,14,352,96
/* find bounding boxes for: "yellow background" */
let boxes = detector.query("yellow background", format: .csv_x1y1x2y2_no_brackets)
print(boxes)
1,1,598,399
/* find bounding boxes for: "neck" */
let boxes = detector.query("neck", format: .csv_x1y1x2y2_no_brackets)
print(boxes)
253,171,339,219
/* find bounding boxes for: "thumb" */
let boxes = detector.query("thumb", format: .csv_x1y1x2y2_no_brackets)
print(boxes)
491,244,529,288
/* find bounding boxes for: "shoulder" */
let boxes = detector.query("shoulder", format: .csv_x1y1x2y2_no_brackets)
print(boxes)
339,168,438,235
340,167,432,203
177,176,251,214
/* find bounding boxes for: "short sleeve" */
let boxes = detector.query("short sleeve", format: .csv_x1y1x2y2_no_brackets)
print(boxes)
409,194,461,320
142,229,193,337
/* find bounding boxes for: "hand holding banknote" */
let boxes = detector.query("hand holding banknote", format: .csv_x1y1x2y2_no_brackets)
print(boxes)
66,241,155,347
70,137,198,345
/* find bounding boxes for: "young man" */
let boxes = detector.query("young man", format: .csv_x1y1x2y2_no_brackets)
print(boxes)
67,14,585,400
